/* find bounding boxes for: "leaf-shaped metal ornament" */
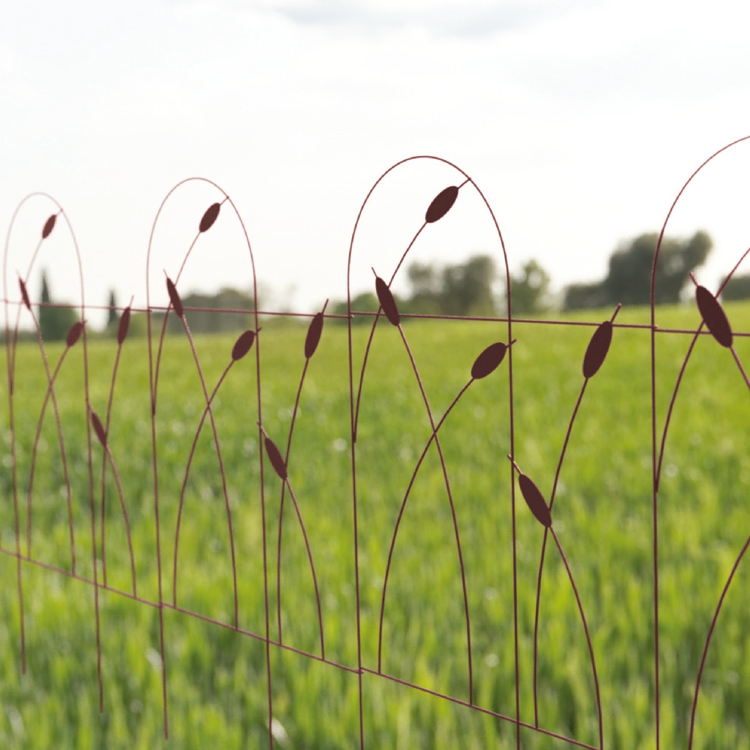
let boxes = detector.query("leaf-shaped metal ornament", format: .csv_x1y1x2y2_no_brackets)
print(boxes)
199,202,221,233
66,321,84,348
518,472,552,528
425,186,459,224
582,320,613,378
305,312,324,359
117,307,131,345
471,342,507,379
231,330,256,361
166,277,184,318
264,436,287,481
19,278,32,311
42,214,57,239
375,276,400,327
696,285,733,348
90,410,107,447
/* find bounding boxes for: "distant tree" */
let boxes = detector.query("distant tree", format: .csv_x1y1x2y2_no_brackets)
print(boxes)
38,271,77,342
182,288,251,333
404,261,442,315
151,286,256,334
107,289,119,330
719,273,750,302
329,254,499,323
331,291,382,325
563,282,608,312
564,230,712,310
407,262,440,296
41,273,50,304
440,254,497,316
506,259,551,316
604,231,712,306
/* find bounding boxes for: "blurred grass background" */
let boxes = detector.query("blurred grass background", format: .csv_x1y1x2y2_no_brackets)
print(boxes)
2,301,750,748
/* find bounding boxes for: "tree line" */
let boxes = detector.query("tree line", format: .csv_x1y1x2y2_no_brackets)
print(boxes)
333,229,718,320
562,230,713,310
29,228,750,341
562,229,750,309
28,274,261,342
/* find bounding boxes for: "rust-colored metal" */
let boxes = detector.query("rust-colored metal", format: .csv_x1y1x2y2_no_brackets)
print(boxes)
231,329,256,361
304,311,324,359
166,276,184,318
374,275,400,326
425,185,459,224
264,434,288,481
199,202,221,233
117,306,131,344
90,409,107,447
42,213,56,239
66,320,84,347
511,461,552,529
582,320,613,378
695,285,733,348
470,341,508,380
3,139,750,750
18,277,31,311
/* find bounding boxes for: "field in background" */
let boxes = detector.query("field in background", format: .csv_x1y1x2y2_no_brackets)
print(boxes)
2,301,750,749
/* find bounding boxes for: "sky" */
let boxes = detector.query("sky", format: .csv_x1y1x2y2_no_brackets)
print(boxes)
3,0,750,328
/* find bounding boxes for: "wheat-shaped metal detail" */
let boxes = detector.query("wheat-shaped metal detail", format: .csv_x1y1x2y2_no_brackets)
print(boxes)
2,135,750,748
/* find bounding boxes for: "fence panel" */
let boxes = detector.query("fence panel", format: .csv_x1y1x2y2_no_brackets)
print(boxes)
3,139,750,748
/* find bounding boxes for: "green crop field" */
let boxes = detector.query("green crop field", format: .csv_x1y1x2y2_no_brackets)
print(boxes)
2,301,750,749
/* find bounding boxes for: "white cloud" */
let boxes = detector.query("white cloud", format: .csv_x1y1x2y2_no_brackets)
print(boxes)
0,41,36,100
0,42,13,76
497,0,750,102
202,0,593,37
3,0,750,324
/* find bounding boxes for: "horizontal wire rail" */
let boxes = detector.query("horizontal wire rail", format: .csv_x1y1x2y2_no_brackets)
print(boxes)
3,136,750,748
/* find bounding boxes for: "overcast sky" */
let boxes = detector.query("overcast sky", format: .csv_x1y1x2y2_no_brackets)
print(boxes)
3,0,750,326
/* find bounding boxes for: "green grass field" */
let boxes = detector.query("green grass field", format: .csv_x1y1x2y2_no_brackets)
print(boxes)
2,301,750,749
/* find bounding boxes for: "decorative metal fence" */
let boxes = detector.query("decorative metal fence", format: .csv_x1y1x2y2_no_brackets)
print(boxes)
2,136,750,748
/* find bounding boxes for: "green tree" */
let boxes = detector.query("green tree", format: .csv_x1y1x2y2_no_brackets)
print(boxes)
330,291,381,325
403,261,442,315
564,230,712,310
720,273,750,301
41,272,50,305
107,289,119,331
38,271,77,342
439,254,497,316
148,285,259,335
331,254,498,323
563,282,608,311
604,230,712,306
507,259,551,315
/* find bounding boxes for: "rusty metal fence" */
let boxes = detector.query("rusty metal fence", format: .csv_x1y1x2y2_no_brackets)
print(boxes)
3,136,750,748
